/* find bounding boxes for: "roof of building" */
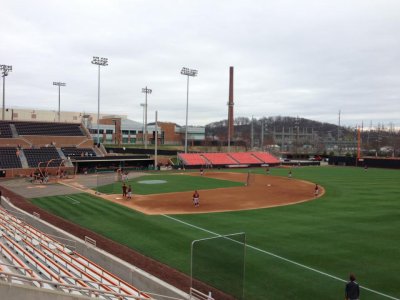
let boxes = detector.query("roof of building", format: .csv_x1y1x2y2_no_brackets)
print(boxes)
121,118,143,127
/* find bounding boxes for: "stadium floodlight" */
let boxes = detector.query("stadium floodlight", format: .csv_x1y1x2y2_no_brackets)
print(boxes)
180,67,198,153
91,56,109,144
1,64,13,121
140,103,146,145
53,82,66,122
141,87,152,149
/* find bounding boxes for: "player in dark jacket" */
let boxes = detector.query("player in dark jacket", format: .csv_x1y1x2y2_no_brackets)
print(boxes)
345,273,360,300
122,183,127,198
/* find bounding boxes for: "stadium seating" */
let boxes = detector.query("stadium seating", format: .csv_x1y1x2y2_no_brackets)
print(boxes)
0,122,13,138
178,152,280,167
24,147,62,167
0,147,22,169
228,152,263,164
13,121,84,136
201,153,238,165
0,207,152,299
178,153,208,166
251,152,280,164
61,147,97,157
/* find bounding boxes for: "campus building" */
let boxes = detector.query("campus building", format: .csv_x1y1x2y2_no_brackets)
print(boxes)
2,108,206,146
3,107,126,124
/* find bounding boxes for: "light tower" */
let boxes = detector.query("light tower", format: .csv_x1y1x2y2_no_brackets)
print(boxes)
91,56,108,144
1,64,12,120
180,67,198,153
53,82,66,122
142,87,152,149
140,103,146,145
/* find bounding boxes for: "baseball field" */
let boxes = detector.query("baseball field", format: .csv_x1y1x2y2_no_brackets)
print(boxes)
29,166,400,300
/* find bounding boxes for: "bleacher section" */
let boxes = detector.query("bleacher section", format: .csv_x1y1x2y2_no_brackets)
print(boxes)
178,152,280,167
24,147,62,168
252,152,280,164
0,206,152,299
0,123,13,138
228,152,263,164
178,153,208,166
13,121,84,136
61,147,97,158
0,148,22,169
202,153,238,165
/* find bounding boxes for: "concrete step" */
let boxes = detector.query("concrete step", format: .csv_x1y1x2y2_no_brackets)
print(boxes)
18,150,29,169
9,124,18,138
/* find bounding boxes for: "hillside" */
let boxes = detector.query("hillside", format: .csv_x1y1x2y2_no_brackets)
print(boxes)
205,116,400,155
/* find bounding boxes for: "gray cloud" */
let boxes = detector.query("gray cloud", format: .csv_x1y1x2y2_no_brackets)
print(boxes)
1,0,399,127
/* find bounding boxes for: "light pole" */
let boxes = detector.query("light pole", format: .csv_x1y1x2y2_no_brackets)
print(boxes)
155,110,158,170
140,103,146,145
91,56,108,145
53,82,66,122
1,64,12,120
180,67,198,153
141,87,152,149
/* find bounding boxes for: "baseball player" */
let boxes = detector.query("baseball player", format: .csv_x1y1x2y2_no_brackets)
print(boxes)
122,183,127,198
314,184,319,196
193,190,200,207
127,185,132,199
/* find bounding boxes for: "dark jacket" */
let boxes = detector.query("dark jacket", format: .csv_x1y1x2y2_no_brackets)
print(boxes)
345,280,360,299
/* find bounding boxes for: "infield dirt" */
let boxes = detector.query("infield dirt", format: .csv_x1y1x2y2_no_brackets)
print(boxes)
65,172,324,215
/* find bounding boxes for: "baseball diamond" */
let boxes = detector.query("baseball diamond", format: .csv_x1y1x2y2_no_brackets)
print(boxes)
64,172,324,215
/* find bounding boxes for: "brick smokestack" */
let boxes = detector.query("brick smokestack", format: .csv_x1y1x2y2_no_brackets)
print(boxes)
228,66,234,145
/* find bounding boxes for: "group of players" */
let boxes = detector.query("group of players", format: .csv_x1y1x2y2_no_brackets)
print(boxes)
119,166,320,207
193,167,321,207
287,168,320,196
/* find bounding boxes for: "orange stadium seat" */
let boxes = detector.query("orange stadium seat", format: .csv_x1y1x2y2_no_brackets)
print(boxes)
251,152,280,164
178,153,208,166
228,152,263,164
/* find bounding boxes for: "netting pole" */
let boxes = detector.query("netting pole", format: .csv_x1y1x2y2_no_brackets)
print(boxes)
242,234,246,300
190,239,194,290
96,168,99,195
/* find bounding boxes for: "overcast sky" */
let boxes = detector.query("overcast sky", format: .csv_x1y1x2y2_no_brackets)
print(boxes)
1,0,399,128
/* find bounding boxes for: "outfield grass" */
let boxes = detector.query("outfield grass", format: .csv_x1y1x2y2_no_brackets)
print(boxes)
30,167,400,300
96,174,244,194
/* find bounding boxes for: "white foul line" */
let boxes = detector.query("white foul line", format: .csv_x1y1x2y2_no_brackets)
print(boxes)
162,214,399,300
65,195,80,205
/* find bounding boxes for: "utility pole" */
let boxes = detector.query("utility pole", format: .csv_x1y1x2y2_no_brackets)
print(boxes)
338,110,341,154
155,110,158,170
295,116,299,155
260,118,265,151
227,66,234,152
251,116,254,149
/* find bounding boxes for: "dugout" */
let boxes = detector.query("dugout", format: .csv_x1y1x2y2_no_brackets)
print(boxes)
328,156,400,169
71,155,155,173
